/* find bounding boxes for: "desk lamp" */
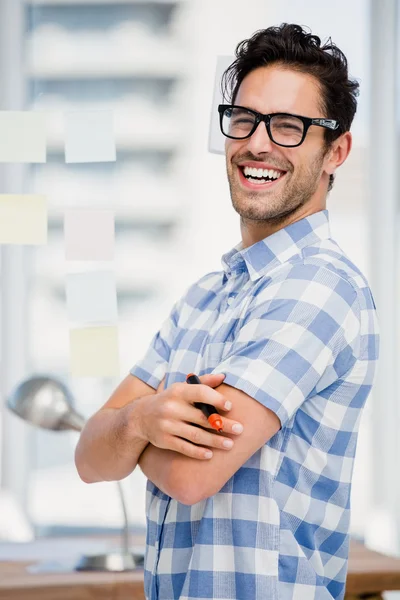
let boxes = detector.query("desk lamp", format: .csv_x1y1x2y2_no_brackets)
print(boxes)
7,375,144,572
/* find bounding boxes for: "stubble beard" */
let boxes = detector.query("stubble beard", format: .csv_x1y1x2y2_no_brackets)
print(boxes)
227,149,326,228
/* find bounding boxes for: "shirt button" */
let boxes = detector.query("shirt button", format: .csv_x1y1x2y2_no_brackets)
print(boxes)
227,295,234,305
155,540,159,550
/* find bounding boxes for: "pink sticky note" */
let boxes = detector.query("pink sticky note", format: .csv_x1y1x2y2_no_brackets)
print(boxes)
64,208,115,261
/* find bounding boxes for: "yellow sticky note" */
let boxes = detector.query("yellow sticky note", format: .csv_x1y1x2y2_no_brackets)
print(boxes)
0,112,46,163
0,195,47,244
69,326,120,377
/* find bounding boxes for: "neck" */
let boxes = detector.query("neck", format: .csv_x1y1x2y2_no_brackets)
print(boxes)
240,201,326,249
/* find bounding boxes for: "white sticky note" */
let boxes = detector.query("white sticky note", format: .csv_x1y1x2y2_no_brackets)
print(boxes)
208,56,235,155
69,326,120,377
0,111,46,163
66,271,118,324
64,208,115,261
65,110,116,164
0,195,47,244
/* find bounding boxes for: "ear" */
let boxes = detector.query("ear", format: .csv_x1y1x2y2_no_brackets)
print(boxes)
324,131,352,176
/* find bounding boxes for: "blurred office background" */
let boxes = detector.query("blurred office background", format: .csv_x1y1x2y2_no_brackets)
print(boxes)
0,0,398,578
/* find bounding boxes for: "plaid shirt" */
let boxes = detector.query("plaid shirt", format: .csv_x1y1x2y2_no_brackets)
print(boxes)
131,210,379,600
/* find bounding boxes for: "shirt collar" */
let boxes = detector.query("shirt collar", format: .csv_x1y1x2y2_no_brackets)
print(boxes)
221,209,331,282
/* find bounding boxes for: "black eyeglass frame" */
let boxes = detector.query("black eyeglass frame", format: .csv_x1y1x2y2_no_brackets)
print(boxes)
218,104,340,148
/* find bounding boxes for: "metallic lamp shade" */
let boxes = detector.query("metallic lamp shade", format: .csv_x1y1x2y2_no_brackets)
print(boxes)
7,376,85,432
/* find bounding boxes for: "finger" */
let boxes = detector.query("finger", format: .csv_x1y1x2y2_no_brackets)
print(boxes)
195,418,244,436
173,421,235,451
164,434,215,460
218,417,244,435
182,383,231,413
195,373,225,388
184,406,243,436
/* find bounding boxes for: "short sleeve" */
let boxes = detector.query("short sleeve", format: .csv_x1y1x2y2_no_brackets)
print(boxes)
130,295,183,390
212,264,361,428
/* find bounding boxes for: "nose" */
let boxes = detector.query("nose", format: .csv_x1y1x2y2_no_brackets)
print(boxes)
245,120,275,155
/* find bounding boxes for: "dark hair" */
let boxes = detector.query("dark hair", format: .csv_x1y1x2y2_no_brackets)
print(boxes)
221,23,360,191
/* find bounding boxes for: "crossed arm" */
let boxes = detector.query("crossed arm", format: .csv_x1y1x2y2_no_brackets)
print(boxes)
138,380,280,506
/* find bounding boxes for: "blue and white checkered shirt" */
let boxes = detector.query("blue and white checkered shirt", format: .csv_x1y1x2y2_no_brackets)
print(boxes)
131,209,379,600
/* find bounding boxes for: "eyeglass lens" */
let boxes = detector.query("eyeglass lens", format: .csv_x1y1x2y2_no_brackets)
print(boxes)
222,107,304,146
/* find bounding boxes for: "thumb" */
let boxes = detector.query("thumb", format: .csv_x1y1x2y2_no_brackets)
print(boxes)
195,373,226,388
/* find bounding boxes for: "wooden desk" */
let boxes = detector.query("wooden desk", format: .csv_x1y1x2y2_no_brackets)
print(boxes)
0,536,399,599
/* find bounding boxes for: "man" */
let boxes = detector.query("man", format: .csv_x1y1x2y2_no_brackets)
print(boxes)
75,23,379,600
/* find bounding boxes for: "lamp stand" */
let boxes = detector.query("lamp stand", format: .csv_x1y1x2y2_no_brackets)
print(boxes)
74,481,144,572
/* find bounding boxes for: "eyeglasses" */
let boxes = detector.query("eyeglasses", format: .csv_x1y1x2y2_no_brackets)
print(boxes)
218,104,339,148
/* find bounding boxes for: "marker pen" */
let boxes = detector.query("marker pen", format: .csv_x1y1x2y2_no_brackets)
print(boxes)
186,373,223,432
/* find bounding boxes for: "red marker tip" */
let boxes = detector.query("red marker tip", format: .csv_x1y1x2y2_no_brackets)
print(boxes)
208,414,223,432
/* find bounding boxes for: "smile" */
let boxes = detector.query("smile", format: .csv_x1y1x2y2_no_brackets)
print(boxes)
237,165,287,189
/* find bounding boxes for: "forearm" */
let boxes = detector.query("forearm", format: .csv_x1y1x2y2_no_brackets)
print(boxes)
138,443,181,499
75,398,149,484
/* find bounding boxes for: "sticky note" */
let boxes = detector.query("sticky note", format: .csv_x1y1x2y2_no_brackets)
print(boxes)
208,56,235,155
65,110,116,164
0,195,47,244
69,326,120,377
66,271,118,324
0,111,46,163
64,208,115,261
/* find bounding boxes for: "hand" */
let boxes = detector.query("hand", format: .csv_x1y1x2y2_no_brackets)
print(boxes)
134,374,244,460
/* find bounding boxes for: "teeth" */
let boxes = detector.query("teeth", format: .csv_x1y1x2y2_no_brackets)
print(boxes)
243,166,283,180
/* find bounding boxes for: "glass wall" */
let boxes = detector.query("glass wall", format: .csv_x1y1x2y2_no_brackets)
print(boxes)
0,0,395,550
22,0,196,535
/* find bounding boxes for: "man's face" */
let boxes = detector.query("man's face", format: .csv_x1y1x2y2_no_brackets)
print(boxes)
225,65,332,224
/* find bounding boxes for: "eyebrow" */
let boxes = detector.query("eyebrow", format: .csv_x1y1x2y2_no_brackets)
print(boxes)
235,105,297,115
